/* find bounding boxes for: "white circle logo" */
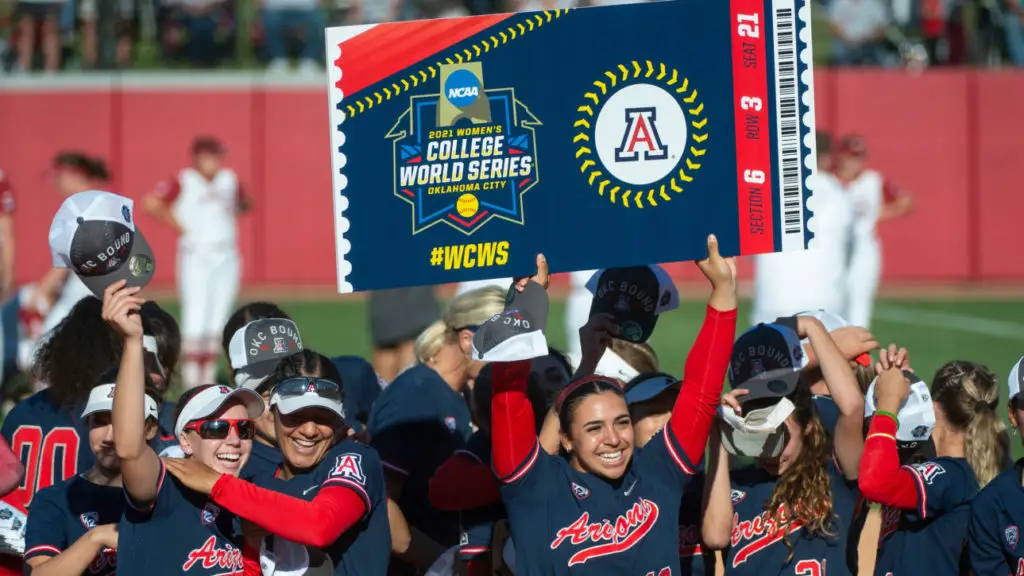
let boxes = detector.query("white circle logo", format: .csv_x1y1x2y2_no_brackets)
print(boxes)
594,83,688,186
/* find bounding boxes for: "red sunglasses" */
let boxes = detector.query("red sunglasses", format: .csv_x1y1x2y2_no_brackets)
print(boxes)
183,418,255,440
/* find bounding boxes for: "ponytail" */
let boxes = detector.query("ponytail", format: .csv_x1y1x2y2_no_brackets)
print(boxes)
414,320,448,364
931,360,1005,488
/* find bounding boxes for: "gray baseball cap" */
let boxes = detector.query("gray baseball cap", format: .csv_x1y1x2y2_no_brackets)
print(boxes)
228,319,303,391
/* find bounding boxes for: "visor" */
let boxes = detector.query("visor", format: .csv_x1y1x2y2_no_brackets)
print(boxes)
719,398,795,458
624,372,679,405
142,335,163,374
81,383,158,420
174,385,264,438
270,378,345,420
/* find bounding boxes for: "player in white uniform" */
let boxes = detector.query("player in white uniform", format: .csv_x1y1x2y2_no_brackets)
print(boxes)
834,134,913,329
143,136,251,389
752,131,854,326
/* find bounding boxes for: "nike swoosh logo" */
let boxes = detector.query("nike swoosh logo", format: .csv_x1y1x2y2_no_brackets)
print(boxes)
303,485,319,496
624,481,637,496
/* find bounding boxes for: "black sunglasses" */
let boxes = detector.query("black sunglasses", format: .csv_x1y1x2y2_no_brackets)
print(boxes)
275,378,343,402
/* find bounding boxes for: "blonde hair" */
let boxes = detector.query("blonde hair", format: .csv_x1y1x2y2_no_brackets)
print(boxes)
414,286,506,363
931,361,1006,488
763,387,836,560
609,339,660,373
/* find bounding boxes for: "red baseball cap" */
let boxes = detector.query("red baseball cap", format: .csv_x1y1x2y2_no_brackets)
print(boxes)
838,134,867,157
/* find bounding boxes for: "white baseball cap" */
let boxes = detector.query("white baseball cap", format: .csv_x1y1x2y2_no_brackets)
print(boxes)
593,349,639,383
48,190,155,298
229,319,303,390
1009,357,1024,404
719,398,795,458
270,378,345,420
81,383,159,420
864,371,935,443
142,335,163,375
175,385,265,438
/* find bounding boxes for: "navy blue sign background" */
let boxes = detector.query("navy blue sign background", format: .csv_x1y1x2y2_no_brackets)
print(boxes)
328,0,814,292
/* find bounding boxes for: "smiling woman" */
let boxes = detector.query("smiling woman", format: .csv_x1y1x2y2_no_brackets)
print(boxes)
162,349,391,576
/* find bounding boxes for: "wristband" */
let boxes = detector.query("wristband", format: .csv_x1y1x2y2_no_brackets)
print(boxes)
875,410,899,428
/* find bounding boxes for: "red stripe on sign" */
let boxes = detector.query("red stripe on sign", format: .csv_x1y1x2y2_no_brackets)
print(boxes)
730,0,774,254
338,14,514,99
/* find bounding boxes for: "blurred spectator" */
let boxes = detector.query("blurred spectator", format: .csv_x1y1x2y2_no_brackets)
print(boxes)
261,0,324,73
1006,0,1024,64
403,0,468,20
79,0,135,68
174,0,227,68
828,0,890,65
14,0,63,71
346,0,391,23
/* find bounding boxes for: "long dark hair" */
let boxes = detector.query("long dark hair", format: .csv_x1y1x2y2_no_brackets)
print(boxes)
34,297,122,407
53,152,110,181
556,376,625,436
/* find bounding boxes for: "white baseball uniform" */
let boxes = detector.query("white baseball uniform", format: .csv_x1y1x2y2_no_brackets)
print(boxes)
842,169,894,329
752,171,854,326
156,167,244,387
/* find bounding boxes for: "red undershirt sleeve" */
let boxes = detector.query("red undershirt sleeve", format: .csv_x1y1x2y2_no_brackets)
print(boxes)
242,543,261,576
858,415,919,510
467,557,491,576
491,360,536,480
211,475,367,548
429,454,501,511
670,305,737,465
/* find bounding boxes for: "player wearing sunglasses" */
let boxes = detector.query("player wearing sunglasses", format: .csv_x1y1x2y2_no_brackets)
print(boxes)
103,281,265,575
24,376,160,576
163,349,389,576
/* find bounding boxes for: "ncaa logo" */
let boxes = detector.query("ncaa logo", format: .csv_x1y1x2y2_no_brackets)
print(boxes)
594,83,687,186
444,69,480,109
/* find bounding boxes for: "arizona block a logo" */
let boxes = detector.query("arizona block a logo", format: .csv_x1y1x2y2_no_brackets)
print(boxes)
549,498,659,566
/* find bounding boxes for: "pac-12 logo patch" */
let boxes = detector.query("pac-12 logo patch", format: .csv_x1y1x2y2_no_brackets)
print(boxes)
576,62,708,208
571,482,589,500
388,61,541,236
201,503,220,525
80,512,99,529
332,453,366,485
1007,525,1019,550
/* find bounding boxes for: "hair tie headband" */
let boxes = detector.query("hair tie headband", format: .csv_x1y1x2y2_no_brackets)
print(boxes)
554,375,622,414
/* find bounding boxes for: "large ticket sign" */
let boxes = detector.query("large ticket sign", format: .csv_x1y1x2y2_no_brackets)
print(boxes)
326,0,816,292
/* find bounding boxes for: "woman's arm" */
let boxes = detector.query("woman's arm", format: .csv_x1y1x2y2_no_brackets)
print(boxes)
211,476,366,548
538,407,561,455
701,421,733,549
491,360,537,480
24,526,115,576
429,453,500,511
858,415,919,509
105,283,162,505
801,317,865,478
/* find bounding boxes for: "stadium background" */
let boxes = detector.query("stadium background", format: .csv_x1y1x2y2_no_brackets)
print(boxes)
2,66,1023,443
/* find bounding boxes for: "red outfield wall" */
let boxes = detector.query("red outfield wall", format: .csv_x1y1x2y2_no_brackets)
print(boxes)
1,69,1022,290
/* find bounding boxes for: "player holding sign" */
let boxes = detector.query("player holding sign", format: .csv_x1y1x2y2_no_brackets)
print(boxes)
143,136,252,389
490,235,736,575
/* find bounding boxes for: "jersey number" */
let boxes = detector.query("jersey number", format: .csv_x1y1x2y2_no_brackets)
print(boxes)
644,568,671,576
11,426,80,506
795,559,824,576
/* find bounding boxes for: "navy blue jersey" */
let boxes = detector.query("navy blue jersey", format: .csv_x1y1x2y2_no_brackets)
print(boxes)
969,458,1024,576
724,462,857,576
812,395,839,437
117,462,245,575
457,431,505,562
150,401,179,457
241,440,283,482
679,472,714,576
255,440,390,575
500,426,699,575
24,475,122,574
1,391,93,508
331,355,385,429
367,363,471,549
873,457,977,576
